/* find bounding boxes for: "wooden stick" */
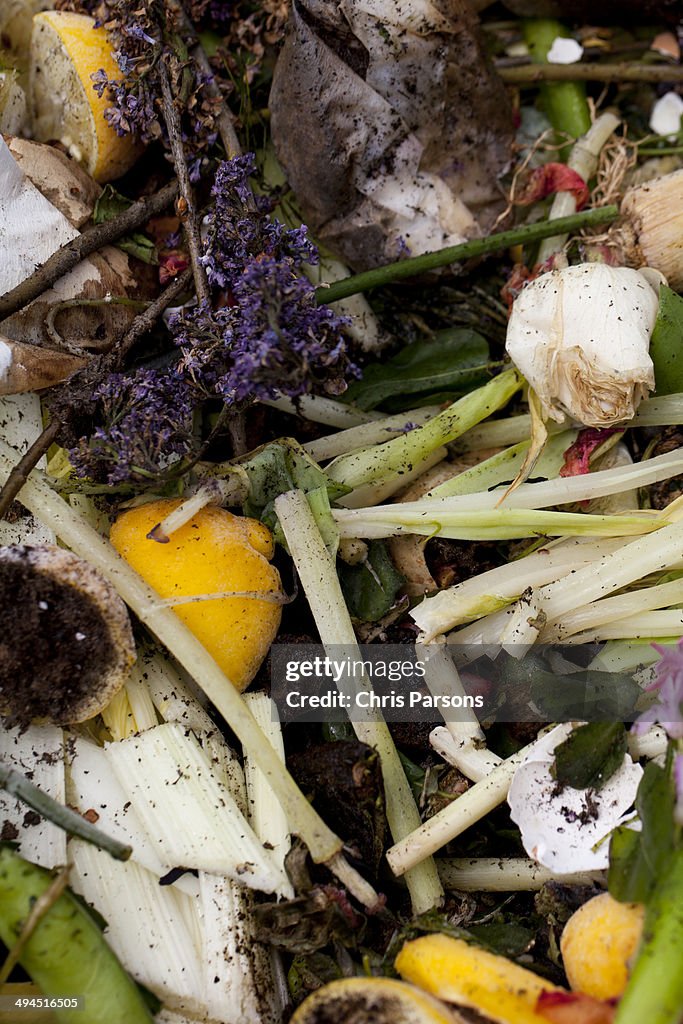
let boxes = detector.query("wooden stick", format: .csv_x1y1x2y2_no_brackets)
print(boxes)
499,63,683,85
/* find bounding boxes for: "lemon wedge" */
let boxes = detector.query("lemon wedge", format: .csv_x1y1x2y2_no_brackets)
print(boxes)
29,10,141,182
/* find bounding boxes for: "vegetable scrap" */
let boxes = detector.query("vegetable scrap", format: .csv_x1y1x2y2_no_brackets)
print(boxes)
0,2,683,1024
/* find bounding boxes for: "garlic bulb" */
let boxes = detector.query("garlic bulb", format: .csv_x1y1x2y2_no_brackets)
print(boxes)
506,263,661,427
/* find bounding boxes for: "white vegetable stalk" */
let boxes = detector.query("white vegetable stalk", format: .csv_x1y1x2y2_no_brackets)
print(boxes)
334,505,658,542
456,395,683,451
304,406,441,464
541,576,683,642
438,858,604,893
199,872,283,1024
104,723,290,893
426,430,577,500
0,725,66,870
274,487,444,915
506,264,661,427
337,446,448,509
69,840,206,1014
0,439,379,908
412,536,629,640
101,664,158,740
136,647,216,734
386,745,532,877
325,368,524,490
536,112,620,264
421,641,501,782
430,727,502,783
503,516,683,645
262,394,379,428
243,693,294,899
337,445,683,519
66,735,199,896
560,609,683,643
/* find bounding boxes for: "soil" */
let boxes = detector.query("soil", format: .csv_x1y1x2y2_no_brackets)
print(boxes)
0,550,117,727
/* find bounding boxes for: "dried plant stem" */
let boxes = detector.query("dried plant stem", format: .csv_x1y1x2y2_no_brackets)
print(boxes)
0,182,178,321
106,266,193,368
0,765,131,861
0,417,60,521
159,60,210,306
500,63,683,84
316,207,618,304
0,866,70,987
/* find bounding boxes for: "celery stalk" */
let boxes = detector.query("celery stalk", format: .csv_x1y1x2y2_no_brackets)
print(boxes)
325,369,524,490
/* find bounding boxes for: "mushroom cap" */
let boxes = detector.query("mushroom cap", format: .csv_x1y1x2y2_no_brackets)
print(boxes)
0,543,135,726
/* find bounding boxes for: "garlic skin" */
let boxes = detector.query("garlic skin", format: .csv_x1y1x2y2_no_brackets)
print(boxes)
506,264,661,427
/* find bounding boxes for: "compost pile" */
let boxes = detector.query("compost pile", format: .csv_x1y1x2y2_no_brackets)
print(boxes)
0,2,683,1024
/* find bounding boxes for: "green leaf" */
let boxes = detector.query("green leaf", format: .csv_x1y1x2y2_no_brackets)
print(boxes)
338,540,404,622
342,328,492,411
94,184,132,223
651,285,683,396
467,922,535,959
240,439,349,555
553,722,627,791
118,234,158,265
608,759,676,904
94,185,158,264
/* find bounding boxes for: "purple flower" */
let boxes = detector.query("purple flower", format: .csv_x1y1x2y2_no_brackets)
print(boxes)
633,640,683,739
123,22,157,45
202,155,319,289
69,369,195,485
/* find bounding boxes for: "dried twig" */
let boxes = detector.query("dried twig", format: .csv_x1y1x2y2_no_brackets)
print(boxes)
105,266,194,368
499,63,683,85
0,417,61,521
169,0,241,158
158,59,210,305
0,182,178,322
0,764,131,861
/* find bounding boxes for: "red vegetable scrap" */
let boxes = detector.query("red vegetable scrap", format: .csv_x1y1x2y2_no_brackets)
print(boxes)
515,164,590,210
560,428,622,477
536,990,616,1024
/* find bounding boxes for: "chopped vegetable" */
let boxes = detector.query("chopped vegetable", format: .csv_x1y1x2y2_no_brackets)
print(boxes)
560,893,644,1000
290,977,459,1024
110,500,282,692
396,932,564,1024
0,844,154,1023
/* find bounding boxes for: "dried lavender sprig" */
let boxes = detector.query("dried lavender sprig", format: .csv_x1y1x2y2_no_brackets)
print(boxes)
0,764,131,861
316,206,619,304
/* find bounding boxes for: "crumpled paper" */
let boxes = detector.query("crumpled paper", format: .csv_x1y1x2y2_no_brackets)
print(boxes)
270,0,513,270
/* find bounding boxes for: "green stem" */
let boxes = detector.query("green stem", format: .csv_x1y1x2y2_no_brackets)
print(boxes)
522,19,592,154
315,207,617,304
0,765,131,862
616,846,683,1024
274,488,444,916
326,368,524,490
